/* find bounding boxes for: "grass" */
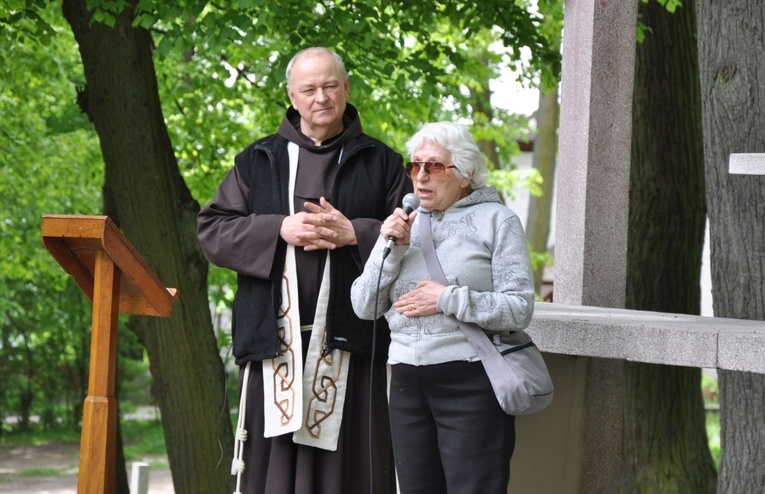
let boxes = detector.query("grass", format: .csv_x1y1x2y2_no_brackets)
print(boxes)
18,468,62,477
0,424,81,448
121,418,167,460
0,418,166,456
0,417,169,477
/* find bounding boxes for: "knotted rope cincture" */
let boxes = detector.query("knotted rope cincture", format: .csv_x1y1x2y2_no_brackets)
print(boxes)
231,361,251,494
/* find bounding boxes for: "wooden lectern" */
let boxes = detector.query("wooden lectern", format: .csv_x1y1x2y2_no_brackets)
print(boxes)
41,215,178,494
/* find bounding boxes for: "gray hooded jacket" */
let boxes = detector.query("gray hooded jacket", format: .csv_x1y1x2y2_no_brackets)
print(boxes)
351,186,535,366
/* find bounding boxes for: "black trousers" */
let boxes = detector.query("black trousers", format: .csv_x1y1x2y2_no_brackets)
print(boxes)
389,360,516,494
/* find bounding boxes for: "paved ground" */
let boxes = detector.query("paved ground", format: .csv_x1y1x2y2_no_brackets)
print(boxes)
0,442,174,493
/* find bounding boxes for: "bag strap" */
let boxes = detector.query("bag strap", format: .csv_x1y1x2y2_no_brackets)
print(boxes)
419,213,499,360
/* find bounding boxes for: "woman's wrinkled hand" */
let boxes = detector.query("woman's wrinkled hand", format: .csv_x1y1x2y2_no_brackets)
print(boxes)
380,208,417,247
393,280,445,317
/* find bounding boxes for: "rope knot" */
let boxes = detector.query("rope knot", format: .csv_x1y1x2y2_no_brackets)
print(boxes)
231,458,245,475
235,428,248,441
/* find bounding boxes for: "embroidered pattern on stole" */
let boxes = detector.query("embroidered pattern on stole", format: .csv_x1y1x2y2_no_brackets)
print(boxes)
262,246,303,437
304,333,348,439
293,256,350,450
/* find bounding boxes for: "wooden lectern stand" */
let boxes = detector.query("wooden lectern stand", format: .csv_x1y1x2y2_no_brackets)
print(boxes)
41,215,178,494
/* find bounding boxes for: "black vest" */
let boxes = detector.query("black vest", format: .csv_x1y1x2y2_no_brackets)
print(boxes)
230,133,401,365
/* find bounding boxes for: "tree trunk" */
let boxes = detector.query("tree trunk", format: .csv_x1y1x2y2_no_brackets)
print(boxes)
696,1,765,492
526,86,558,297
624,1,716,492
20,327,34,432
61,1,234,492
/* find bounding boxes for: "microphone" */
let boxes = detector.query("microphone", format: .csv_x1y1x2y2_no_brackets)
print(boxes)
383,193,420,259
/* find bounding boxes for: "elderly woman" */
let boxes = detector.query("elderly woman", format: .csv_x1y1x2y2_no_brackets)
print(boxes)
350,122,535,494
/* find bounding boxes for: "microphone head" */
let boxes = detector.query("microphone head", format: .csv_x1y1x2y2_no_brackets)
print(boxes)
402,193,420,214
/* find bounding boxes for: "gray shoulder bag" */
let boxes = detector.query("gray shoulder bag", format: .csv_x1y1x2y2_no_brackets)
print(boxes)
419,212,554,415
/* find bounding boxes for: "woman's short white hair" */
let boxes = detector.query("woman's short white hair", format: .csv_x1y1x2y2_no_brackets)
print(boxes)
405,122,489,190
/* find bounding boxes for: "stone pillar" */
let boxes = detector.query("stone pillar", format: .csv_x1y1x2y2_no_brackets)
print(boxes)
510,1,638,492
555,0,635,307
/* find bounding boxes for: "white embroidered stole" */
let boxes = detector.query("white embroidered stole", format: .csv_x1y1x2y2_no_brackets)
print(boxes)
261,243,304,438
293,255,350,450
259,142,350,451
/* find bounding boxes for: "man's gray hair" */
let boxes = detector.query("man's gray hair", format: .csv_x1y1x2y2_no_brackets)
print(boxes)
285,47,348,90
405,122,489,190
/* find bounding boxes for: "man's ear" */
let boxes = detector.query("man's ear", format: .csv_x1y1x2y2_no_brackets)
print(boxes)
287,87,295,106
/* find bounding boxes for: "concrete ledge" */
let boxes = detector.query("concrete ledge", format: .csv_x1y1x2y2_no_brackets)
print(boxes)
729,153,765,175
527,302,765,373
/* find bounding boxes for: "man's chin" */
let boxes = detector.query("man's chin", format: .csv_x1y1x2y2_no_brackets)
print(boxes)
313,109,337,120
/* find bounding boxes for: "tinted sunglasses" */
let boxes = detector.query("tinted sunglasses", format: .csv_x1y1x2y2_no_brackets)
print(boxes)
405,161,458,177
